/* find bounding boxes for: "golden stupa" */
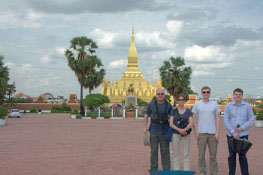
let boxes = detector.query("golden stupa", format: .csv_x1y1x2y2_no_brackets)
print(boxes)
101,28,162,104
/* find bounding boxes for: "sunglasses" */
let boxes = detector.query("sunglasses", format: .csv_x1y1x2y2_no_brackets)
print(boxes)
202,91,210,94
177,99,185,101
157,93,164,96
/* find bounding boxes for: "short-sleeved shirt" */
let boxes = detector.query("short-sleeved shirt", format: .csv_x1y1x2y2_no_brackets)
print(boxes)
171,108,193,135
147,100,173,136
192,100,220,134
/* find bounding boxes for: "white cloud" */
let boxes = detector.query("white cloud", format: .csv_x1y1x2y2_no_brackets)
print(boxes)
257,86,263,91
166,20,183,34
19,63,36,74
88,28,175,50
21,9,43,28
184,45,233,77
136,31,175,49
149,50,176,60
255,66,263,71
56,46,66,55
108,59,127,69
5,62,38,92
0,9,43,29
0,10,20,29
40,55,51,64
192,70,215,77
39,72,60,87
184,45,231,63
89,28,116,47
147,67,160,81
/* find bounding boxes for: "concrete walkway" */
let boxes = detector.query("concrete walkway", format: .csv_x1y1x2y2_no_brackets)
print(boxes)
0,114,262,175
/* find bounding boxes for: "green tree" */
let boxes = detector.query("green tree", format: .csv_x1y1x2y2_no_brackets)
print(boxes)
65,36,105,116
84,59,105,94
0,55,9,105
83,94,110,110
6,83,16,100
160,56,193,105
137,98,148,106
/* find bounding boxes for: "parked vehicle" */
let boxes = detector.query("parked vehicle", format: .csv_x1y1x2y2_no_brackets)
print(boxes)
8,109,21,118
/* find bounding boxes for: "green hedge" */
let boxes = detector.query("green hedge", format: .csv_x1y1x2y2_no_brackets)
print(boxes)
86,112,98,118
51,109,71,113
30,108,37,113
101,112,111,118
51,103,71,113
71,109,79,114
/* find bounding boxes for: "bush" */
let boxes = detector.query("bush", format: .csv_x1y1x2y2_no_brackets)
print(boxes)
137,98,148,106
76,114,82,119
51,103,71,113
101,112,111,118
60,103,71,112
71,109,79,115
86,112,98,118
30,108,37,113
83,94,110,110
256,110,263,120
252,108,257,115
0,106,8,119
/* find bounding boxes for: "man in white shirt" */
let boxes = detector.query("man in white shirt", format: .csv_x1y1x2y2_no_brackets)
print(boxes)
192,86,221,175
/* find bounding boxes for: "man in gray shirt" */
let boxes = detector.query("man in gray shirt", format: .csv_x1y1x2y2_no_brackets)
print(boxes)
192,86,220,175
224,88,254,175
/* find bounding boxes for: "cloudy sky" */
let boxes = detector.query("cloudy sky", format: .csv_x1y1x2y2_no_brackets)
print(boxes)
1,0,263,99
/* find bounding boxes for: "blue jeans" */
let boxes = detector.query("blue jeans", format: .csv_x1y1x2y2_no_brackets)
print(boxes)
226,135,249,175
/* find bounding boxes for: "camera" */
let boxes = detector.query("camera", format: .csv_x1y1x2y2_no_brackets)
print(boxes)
177,118,192,136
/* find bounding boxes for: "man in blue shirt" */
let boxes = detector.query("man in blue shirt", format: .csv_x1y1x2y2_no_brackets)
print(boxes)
224,88,255,175
143,88,173,170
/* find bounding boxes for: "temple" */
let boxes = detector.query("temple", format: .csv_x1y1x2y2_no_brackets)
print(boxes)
101,28,162,104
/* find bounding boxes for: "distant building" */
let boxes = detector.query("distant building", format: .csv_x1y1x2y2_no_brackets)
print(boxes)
46,96,65,104
67,94,79,104
14,92,33,102
36,96,47,103
101,28,162,104
41,93,54,100
15,92,32,100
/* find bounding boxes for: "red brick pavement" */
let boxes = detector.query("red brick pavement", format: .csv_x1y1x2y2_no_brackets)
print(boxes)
0,114,262,175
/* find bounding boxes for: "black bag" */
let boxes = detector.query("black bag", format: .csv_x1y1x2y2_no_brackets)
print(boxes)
228,138,253,154
174,108,192,136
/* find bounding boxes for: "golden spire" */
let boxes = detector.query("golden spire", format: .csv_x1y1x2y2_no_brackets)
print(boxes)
128,26,138,67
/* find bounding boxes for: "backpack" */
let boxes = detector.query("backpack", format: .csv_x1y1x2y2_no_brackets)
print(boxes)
150,100,169,124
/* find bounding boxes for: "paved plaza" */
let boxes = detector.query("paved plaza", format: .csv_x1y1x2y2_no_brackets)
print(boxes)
0,114,262,175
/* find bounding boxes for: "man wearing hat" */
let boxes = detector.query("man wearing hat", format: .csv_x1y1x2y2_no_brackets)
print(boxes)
224,88,255,175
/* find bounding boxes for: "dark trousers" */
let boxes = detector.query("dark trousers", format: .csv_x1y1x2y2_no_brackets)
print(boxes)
150,133,171,170
227,135,249,175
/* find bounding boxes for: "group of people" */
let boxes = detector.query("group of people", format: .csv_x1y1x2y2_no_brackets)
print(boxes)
143,86,255,175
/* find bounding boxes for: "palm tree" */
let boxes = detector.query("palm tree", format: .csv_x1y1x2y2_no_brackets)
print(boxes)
159,56,193,105
84,58,105,94
65,36,100,116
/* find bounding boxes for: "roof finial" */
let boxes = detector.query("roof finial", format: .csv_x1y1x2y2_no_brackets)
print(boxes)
132,25,134,35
